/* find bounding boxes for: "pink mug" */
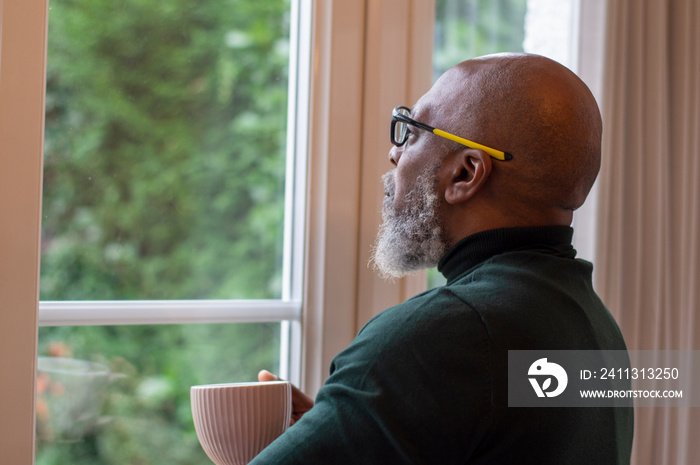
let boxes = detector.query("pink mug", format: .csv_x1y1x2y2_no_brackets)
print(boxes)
191,381,292,465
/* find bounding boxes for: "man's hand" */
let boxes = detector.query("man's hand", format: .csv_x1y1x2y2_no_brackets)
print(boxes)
258,370,314,426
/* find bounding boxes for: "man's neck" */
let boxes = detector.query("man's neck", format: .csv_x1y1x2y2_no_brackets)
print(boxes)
442,206,573,249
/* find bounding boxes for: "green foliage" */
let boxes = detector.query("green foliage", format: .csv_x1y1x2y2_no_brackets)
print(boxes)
434,0,527,78
38,0,289,462
36,323,281,465
41,0,291,300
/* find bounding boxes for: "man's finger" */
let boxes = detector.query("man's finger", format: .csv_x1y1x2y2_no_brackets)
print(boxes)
257,370,313,406
257,369,314,425
258,369,280,382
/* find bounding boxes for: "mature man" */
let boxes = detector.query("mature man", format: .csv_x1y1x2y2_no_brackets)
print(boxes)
252,53,633,464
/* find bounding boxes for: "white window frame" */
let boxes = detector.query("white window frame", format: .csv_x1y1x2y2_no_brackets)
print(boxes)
299,0,435,395
570,0,607,267
2,0,609,461
522,0,607,264
0,0,444,461
36,0,313,387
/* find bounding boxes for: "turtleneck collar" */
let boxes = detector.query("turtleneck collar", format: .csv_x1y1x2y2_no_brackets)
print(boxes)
437,226,575,284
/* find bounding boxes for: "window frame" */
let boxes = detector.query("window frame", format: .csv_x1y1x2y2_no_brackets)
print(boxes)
5,0,594,462
36,0,313,385
299,0,435,395
0,1,47,462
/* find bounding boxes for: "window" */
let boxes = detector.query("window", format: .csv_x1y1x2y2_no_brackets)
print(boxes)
434,0,577,87
36,0,310,463
1,1,601,462
3,1,433,461
41,0,293,302
434,0,527,79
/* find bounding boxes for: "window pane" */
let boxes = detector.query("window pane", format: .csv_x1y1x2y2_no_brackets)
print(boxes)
41,0,292,300
523,0,575,69
433,0,527,79
36,323,281,464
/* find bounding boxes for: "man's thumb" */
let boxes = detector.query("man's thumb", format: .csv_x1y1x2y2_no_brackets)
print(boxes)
258,369,280,382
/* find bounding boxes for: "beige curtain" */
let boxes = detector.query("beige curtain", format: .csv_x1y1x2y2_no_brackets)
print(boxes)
595,1,700,464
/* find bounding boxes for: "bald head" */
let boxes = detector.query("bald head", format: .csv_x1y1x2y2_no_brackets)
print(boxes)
433,53,602,212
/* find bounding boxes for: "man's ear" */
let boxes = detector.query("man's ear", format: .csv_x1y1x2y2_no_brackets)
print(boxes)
444,149,492,205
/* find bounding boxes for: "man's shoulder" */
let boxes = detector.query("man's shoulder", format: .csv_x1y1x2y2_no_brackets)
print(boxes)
444,251,625,351
349,286,490,359
332,286,493,391
361,286,478,334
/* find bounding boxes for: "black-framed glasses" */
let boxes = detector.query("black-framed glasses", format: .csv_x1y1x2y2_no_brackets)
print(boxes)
390,105,513,161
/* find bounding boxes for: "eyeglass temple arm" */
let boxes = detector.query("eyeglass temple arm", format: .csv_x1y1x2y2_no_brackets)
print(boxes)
432,129,513,161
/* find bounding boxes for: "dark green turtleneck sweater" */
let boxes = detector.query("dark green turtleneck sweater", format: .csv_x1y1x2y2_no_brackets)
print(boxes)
251,226,633,464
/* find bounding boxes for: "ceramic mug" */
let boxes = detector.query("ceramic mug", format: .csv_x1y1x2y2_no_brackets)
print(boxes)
191,381,292,465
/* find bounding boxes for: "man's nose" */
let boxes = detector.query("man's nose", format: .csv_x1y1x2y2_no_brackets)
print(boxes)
389,145,402,166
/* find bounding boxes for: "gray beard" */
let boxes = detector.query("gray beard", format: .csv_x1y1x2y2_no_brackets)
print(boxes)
371,167,449,279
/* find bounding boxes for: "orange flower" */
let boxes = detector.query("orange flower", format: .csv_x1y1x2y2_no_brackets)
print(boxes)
36,372,51,394
48,342,72,358
36,397,50,423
